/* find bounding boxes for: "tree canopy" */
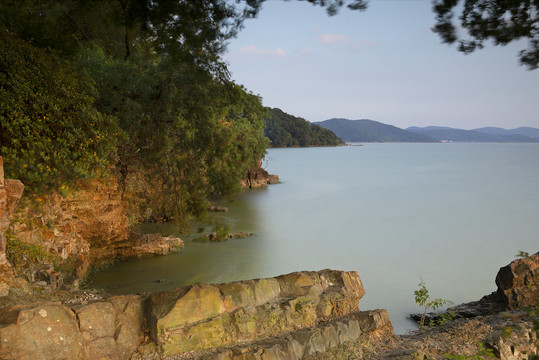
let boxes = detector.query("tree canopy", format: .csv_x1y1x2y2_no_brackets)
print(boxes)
0,0,276,226
0,32,119,191
1,0,534,227
433,0,539,69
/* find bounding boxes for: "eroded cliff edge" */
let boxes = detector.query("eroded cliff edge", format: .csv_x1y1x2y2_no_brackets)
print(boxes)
0,155,185,292
0,157,277,292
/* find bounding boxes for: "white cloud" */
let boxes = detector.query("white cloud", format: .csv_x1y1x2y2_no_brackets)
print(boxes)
320,34,349,45
240,46,287,57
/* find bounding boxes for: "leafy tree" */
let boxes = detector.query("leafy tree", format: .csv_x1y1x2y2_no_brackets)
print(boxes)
0,0,362,226
77,43,267,224
433,0,539,69
414,279,453,329
0,32,119,191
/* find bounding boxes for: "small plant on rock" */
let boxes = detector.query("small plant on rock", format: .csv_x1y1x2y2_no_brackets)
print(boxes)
414,278,453,329
445,342,497,359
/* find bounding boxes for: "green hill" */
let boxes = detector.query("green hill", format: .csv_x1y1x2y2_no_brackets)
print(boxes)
317,118,437,143
265,108,343,147
407,126,539,142
472,127,539,140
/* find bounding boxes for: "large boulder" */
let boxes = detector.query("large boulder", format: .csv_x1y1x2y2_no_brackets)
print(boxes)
0,303,85,360
496,252,539,309
147,269,374,357
241,167,280,189
0,295,143,360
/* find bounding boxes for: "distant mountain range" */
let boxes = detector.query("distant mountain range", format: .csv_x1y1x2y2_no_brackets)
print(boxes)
315,118,539,143
407,126,539,142
316,119,437,142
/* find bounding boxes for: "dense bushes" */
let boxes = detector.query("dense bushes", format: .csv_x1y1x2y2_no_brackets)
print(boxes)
0,32,119,191
0,1,270,227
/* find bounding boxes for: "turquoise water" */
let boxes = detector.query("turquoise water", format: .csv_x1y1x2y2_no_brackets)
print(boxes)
89,143,539,333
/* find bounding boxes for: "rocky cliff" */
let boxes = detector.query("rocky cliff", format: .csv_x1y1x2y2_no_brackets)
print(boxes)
0,157,183,291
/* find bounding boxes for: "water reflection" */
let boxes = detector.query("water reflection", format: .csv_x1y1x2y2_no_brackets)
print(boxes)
89,144,539,334
89,189,271,294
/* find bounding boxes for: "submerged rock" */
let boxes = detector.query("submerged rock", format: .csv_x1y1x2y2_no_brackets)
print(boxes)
193,231,256,243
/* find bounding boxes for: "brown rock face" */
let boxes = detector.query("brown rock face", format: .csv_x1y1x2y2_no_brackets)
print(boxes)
0,157,24,255
241,167,280,189
0,295,143,360
7,174,182,286
0,157,27,296
495,252,539,309
10,177,130,276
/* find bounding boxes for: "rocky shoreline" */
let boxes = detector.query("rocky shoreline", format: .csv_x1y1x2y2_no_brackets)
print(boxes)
0,254,536,360
0,156,538,359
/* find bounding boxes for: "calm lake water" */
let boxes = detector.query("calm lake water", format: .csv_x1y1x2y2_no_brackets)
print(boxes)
89,143,539,333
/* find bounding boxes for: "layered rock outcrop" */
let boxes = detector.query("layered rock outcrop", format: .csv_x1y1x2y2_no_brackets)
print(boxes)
1,157,183,287
146,269,392,359
0,270,392,360
0,254,537,359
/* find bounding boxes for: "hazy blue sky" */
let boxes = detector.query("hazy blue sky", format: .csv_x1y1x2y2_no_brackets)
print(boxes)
224,0,539,129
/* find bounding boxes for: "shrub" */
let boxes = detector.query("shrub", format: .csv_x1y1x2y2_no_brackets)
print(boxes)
0,31,120,192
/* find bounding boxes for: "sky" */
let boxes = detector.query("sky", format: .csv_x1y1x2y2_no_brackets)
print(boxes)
223,0,539,130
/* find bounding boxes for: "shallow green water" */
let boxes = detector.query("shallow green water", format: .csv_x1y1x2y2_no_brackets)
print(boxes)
89,143,539,333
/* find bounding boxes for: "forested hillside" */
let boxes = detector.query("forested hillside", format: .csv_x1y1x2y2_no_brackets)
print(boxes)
0,1,270,226
317,118,437,142
265,108,343,147
407,126,539,142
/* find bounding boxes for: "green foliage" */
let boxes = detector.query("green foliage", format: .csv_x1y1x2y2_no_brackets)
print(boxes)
0,0,365,226
445,342,497,359
0,31,119,192
5,231,53,270
211,222,231,242
265,108,343,147
428,311,455,328
516,250,531,258
77,44,267,225
414,279,453,329
433,0,539,69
